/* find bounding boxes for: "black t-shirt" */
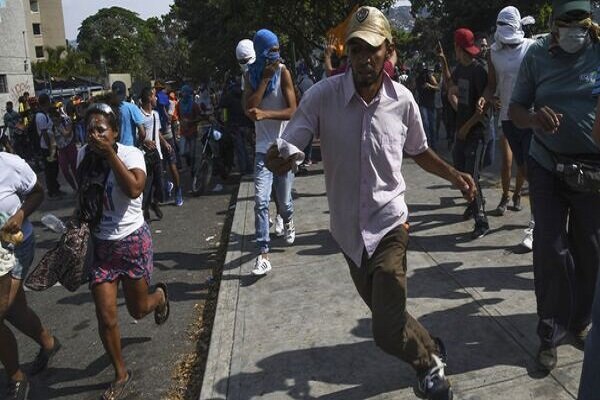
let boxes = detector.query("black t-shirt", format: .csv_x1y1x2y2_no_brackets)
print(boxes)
219,85,252,128
416,70,436,109
451,60,488,139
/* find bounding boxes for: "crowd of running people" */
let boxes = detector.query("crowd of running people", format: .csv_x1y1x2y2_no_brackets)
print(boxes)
2,0,600,399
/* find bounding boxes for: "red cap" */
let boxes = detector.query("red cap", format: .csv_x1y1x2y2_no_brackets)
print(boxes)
454,28,480,57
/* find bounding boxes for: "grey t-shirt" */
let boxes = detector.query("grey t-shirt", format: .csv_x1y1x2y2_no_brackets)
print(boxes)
510,34,600,172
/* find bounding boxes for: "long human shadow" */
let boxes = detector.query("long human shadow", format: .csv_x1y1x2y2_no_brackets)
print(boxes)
212,298,543,400
2,337,151,400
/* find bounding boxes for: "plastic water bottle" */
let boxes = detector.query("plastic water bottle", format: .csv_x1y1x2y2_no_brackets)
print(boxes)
41,214,66,234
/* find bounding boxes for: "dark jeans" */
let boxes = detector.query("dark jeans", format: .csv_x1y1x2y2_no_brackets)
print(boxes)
529,157,600,348
579,259,600,399
230,126,253,174
41,149,60,195
344,225,437,373
453,137,488,226
143,161,164,209
420,106,436,149
502,120,532,168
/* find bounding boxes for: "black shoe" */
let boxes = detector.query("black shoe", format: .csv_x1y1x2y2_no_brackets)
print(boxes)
570,326,590,350
493,195,510,216
537,344,557,371
6,377,30,400
151,203,163,220
512,193,523,211
471,223,490,240
414,354,453,400
30,336,62,375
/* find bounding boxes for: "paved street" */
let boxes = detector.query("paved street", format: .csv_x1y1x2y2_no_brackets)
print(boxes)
0,171,239,400
200,145,585,400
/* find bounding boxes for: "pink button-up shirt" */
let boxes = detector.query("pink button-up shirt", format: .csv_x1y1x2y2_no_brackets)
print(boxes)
278,69,428,266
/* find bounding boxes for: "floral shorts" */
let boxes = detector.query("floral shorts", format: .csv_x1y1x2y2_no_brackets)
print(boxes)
90,223,153,287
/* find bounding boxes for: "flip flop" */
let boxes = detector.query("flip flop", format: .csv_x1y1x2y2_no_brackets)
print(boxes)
154,282,170,325
101,370,133,400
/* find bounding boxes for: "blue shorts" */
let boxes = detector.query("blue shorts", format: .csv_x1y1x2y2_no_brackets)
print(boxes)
11,234,35,280
502,120,533,168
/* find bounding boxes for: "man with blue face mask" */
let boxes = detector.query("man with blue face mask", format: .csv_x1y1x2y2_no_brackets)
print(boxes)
244,29,298,276
509,0,600,374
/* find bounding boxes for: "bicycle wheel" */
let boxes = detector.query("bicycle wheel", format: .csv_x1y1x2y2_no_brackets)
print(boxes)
191,158,213,196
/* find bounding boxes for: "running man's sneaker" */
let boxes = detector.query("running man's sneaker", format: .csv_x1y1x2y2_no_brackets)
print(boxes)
537,344,557,371
6,377,29,400
252,255,272,276
512,193,523,211
175,188,184,207
284,219,295,245
521,228,533,251
275,215,284,237
414,354,453,399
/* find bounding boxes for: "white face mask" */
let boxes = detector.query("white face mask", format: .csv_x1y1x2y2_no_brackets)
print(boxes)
495,25,525,45
558,27,589,53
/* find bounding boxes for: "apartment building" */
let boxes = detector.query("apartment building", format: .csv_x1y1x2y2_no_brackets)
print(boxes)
0,0,34,108
24,0,67,62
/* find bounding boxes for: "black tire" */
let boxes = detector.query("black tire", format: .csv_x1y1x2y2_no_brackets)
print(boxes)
192,158,213,196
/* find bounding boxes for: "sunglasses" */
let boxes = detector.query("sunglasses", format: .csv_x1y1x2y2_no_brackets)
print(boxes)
238,57,253,65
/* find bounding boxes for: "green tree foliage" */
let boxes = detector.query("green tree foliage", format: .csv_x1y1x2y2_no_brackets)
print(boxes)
31,46,98,80
76,7,153,80
174,0,395,81
145,13,191,82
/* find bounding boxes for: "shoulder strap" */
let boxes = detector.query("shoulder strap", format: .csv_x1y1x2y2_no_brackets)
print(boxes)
152,113,156,141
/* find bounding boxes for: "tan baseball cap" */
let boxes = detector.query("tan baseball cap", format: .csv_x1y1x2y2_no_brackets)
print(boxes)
345,6,393,47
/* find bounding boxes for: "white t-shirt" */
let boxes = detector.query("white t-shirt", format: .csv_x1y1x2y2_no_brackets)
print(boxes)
36,112,52,150
255,65,288,154
0,153,37,240
139,108,163,160
491,38,535,121
77,144,147,240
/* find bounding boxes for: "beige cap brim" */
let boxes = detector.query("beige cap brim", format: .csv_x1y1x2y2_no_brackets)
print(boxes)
346,31,387,47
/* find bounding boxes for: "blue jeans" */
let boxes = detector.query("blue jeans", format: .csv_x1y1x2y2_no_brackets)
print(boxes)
11,234,36,280
254,152,294,253
420,106,436,149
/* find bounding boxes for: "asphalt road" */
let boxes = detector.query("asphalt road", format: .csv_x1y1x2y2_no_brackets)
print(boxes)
0,169,240,400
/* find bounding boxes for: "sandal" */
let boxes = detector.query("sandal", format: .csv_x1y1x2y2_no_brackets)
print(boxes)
154,283,170,325
101,370,133,400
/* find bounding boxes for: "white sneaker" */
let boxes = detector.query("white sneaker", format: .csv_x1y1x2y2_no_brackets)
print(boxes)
284,219,295,245
521,228,533,251
252,255,272,276
274,215,284,237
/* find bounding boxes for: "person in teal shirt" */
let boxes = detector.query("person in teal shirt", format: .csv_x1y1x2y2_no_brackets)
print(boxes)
509,0,600,378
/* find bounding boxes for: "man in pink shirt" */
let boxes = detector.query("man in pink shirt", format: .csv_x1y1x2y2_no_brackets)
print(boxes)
266,6,476,400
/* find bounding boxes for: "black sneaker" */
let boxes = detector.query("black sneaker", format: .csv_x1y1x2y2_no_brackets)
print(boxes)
414,354,453,400
493,195,510,216
30,336,61,375
471,223,491,240
6,377,29,400
537,344,557,371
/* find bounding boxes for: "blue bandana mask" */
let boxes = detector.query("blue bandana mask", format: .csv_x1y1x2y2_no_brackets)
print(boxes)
248,29,281,97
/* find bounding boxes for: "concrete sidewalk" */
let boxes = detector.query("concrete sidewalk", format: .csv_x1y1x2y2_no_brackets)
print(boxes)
200,153,583,399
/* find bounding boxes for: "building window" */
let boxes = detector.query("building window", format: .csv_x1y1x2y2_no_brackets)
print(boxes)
35,46,44,59
30,0,39,12
0,75,7,94
32,23,41,35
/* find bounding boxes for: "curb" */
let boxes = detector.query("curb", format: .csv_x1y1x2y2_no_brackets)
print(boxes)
199,177,252,400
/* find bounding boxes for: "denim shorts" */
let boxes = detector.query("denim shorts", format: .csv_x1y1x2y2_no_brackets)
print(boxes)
11,234,36,280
